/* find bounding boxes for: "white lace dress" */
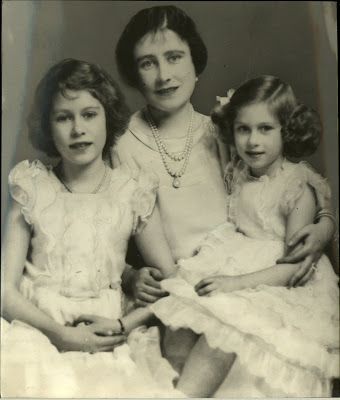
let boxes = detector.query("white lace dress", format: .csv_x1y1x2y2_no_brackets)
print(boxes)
1,160,183,398
151,159,339,397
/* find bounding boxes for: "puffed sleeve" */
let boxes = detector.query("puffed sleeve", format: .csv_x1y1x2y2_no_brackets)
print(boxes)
130,168,160,235
280,161,331,215
8,160,48,225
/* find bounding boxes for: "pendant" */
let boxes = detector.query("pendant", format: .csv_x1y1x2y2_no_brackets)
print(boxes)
173,178,180,188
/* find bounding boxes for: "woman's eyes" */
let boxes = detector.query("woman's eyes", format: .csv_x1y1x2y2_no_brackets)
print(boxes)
139,54,183,70
168,54,182,63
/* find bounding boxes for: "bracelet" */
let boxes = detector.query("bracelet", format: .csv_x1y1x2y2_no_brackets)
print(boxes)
118,318,126,335
314,211,339,241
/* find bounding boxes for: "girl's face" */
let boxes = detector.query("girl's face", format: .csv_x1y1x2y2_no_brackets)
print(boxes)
133,28,197,114
234,102,284,177
50,90,107,167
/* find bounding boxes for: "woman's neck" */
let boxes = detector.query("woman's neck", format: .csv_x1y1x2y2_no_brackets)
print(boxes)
147,102,194,138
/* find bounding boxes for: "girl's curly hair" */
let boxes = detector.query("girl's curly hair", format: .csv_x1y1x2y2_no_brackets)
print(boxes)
211,75,321,158
28,58,130,157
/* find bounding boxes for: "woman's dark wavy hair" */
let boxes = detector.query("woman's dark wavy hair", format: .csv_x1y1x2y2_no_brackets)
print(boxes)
116,5,208,88
28,58,130,157
211,75,322,158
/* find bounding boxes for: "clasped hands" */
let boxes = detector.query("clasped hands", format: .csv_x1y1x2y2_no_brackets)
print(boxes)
57,315,126,354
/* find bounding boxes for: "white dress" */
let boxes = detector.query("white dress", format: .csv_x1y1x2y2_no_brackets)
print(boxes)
151,158,340,397
1,160,183,398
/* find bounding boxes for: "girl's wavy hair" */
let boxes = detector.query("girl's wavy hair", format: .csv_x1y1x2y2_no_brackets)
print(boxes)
211,75,322,158
116,5,208,88
28,58,130,157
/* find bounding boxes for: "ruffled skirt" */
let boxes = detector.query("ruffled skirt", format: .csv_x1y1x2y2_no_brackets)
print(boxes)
151,224,340,397
1,276,183,398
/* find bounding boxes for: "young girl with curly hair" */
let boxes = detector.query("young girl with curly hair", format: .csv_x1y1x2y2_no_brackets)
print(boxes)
1,58,183,398
151,75,339,397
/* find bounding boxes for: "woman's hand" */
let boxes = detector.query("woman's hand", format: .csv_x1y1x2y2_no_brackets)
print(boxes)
132,267,168,307
276,222,328,287
55,317,126,353
195,275,241,296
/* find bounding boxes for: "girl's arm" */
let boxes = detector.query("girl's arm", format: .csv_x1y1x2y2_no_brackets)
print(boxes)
196,185,317,295
2,201,125,352
134,203,176,279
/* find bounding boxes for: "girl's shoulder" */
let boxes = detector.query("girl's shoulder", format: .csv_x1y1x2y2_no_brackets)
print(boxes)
9,159,54,186
280,160,331,212
8,160,57,224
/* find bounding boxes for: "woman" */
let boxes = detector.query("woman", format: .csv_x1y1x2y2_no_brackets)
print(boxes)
111,5,336,396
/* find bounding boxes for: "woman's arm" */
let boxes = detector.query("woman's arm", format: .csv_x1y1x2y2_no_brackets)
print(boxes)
134,203,176,279
2,201,124,352
196,185,317,295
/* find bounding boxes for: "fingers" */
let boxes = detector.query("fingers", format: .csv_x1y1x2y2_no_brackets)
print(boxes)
148,267,163,281
287,226,309,247
196,283,216,296
194,277,213,291
97,334,126,347
136,292,160,304
143,274,163,290
277,248,310,264
142,284,166,297
74,314,98,326
293,267,314,288
288,256,313,288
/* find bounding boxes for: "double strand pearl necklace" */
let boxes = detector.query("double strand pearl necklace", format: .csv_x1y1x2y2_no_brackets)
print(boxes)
58,163,108,194
144,105,195,189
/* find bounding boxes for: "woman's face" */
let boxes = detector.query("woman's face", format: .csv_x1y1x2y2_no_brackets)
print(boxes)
133,29,197,113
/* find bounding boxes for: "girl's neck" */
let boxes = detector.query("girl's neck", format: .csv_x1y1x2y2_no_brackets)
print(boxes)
249,155,286,178
146,102,193,138
58,158,107,193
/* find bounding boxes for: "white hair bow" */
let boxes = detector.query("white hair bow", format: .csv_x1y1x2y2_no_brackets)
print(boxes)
216,89,235,106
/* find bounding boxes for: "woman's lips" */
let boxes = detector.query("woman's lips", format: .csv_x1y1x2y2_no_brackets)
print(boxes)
69,142,92,150
156,87,178,96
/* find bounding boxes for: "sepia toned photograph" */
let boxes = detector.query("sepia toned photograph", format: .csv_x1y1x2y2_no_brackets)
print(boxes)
1,1,339,398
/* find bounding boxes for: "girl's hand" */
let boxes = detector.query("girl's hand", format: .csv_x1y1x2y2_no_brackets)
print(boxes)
74,314,124,336
56,319,126,353
133,267,168,307
195,275,241,296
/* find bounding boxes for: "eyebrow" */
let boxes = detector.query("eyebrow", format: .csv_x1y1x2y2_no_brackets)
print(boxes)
135,50,186,63
51,106,101,114
234,120,278,125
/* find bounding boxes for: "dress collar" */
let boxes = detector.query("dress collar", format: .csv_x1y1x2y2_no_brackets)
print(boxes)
128,109,211,152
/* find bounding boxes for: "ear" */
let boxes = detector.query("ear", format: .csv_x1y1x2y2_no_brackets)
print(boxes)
195,76,199,82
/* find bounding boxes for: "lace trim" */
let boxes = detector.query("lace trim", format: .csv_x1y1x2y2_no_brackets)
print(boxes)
152,295,338,397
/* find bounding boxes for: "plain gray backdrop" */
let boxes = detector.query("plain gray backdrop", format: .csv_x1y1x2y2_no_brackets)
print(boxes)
2,1,338,263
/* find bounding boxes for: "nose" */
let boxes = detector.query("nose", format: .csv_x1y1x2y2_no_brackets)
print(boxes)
247,129,259,146
157,60,171,83
71,117,85,138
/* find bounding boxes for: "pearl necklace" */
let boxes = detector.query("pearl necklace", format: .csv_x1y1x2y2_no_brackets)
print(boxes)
58,163,108,194
144,105,194,189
